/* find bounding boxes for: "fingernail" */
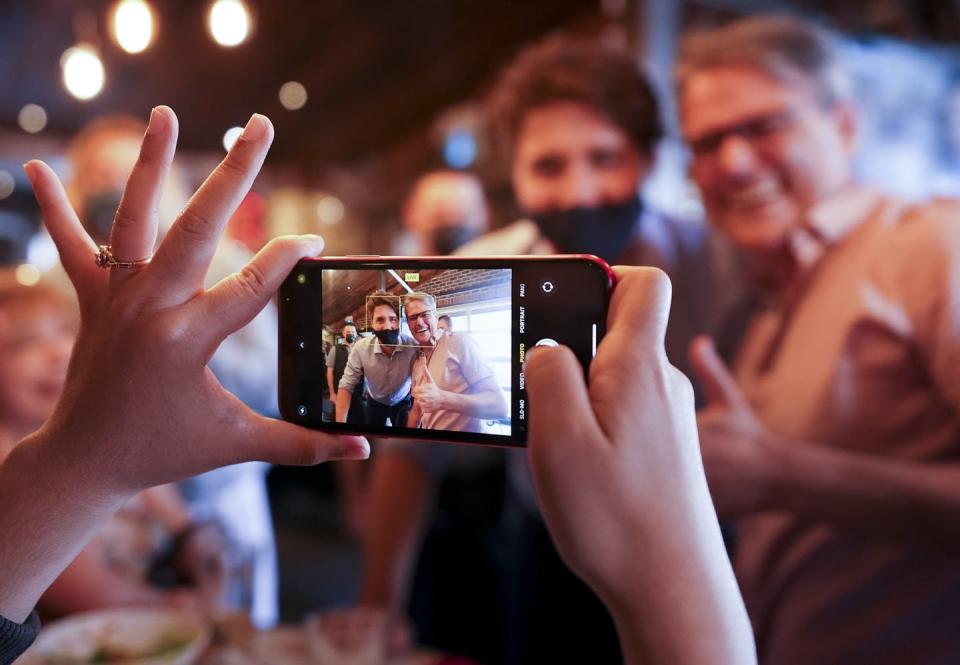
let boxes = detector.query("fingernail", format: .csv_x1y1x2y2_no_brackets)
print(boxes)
240,113,268,141
22,162,36,186
146,106,164,135
342,436,370,460
302,234,325,253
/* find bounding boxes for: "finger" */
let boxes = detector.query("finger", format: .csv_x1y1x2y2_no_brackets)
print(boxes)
190,234,323,354
525,345,604,457
606,266,672,351
689,335,744,408
242,415,370,466
586,267,673,423
150,113,274,302
109,106,178,285
23,160,103,304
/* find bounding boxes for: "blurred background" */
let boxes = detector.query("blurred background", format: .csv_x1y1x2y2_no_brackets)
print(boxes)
3,0,960,630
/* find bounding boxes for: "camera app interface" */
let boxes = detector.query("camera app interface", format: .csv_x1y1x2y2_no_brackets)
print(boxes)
321,267,514,437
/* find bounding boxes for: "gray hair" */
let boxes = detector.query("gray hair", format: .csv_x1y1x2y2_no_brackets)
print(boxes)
676,15,851,107
402,292,436,315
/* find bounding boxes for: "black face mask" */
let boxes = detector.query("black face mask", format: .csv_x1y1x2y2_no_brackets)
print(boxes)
83,190,123,244
432,226,479,256
345,333,358,344
373,328,400,345
529,195,642,263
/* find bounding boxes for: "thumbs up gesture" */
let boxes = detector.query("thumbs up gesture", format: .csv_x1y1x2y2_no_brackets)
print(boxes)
690,335,775,518
411,368,446,413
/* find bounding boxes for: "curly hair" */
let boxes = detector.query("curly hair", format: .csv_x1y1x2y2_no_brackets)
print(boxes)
485,36,663,161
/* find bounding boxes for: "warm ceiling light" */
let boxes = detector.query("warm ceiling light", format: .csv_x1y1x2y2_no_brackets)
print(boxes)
17,104,47,133
111,0,156,54
61,44,105,100
278,81,308,111
223,126,243,151
15,264,42,287
317,195,345,225
208,0,251,47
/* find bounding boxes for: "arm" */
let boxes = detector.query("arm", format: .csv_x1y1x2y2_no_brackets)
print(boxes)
0,109,368,624
327,367,336,402
405,402,422,428
358,451,433,608
526,267,755,665
336,388,353,423
412,376,507,418
693,210,960,556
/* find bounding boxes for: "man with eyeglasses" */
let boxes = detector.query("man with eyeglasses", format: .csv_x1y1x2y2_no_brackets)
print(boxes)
402,293,506,433
678,15,960,663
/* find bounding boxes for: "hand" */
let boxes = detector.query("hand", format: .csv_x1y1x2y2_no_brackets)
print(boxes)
411,380,445,414
24,106,369,498
525,267,705,603
525,267,754,665
690,336,775,518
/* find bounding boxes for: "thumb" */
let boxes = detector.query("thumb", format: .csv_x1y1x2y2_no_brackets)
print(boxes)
689,335,744,408
525,346,604,455
242,414,370,466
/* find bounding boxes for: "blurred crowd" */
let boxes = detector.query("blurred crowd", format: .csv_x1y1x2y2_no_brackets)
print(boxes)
2,11,960,665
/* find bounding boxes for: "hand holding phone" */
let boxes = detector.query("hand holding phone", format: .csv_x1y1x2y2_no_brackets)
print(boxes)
525,266,755,665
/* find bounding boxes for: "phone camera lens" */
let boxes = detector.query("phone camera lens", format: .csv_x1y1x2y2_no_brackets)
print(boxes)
297,405,307,416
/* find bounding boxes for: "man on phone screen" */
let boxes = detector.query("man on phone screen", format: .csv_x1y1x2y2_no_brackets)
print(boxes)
336,292,417,427
403,293,506,433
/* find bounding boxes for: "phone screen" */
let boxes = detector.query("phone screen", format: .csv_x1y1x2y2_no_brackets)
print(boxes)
279,256,611,446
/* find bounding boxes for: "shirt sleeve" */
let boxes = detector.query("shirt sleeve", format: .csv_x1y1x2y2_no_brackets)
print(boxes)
338,342,363,393
888,204,960,412
450,333,496,389
0,610,41,664
326,345,337,368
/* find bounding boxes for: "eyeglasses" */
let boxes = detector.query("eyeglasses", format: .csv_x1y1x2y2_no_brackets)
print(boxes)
688,109,799,159
406,310,435,324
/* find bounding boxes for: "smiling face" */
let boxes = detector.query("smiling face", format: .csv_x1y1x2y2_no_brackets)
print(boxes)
405,299,437,346
0,301,75,436
680,65,856,255
511,101,647,215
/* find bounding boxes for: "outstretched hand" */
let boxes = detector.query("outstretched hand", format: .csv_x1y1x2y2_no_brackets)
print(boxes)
23,106,369,495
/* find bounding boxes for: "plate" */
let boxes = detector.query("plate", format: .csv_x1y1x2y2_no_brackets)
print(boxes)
16,607,211,665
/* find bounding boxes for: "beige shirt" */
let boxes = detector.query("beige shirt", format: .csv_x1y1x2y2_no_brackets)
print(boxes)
411,332,497,434
733,186,960,663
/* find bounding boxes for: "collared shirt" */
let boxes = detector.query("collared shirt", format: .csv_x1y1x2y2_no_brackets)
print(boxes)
339,333,417,406
412,331,498,434
733,185,960,663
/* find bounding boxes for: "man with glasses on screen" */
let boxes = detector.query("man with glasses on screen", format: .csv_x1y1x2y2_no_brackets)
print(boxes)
336,292,418,428
403,293,507,433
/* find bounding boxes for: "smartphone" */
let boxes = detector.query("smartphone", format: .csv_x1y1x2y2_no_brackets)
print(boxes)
278,255,613,447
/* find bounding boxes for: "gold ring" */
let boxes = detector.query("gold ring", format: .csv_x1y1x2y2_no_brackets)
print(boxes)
94,245,152,269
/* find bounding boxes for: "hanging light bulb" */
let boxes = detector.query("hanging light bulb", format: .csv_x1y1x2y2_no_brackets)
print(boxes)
111,0,156,54
61,44,105,100
208,0,251,47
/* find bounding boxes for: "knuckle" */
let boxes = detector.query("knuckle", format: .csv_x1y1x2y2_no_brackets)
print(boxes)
217,151,250,180
175,207,216,244
234,262,268,299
